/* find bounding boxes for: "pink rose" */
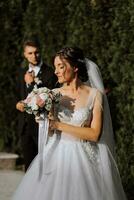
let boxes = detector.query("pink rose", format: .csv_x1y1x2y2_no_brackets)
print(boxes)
36,96,45,108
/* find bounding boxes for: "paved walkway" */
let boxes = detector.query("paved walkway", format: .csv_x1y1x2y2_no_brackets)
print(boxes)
0,170,24,200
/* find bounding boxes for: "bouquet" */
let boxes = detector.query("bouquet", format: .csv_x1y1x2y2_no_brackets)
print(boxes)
22,87,60,120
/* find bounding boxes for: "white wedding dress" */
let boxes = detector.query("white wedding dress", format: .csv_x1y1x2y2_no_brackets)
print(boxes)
12,88,127,200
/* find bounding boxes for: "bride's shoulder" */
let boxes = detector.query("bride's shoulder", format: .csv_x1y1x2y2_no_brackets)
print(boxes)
83,85,93,94
87,85,103,95
83,85,103,100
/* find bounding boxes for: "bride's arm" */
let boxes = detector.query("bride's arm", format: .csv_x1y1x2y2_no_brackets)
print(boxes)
49,92,103,142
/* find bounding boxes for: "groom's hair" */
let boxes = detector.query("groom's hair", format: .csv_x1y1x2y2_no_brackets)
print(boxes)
23,35,41,50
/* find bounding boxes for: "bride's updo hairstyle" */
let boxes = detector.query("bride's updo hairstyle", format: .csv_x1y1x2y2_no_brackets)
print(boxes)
53,47,88,82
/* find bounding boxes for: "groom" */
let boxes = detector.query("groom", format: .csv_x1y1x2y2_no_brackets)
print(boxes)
16,37,58,171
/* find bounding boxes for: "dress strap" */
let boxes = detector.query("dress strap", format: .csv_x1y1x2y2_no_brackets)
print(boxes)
88,88,98,110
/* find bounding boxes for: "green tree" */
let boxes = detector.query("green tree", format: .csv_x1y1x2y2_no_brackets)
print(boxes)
0,0,23,151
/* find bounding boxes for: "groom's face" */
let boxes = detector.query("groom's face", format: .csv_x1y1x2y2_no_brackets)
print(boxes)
24,45,41,66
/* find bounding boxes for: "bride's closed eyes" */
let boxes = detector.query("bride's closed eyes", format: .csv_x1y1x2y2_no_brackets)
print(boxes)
54,65,66,75
54,57,67,76
55,65,66,71
54,55,77,84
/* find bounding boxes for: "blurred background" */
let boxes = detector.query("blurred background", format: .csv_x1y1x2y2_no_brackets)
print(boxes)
0,0,133,199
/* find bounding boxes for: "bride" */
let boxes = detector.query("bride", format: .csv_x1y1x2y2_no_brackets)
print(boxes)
12,47,127,200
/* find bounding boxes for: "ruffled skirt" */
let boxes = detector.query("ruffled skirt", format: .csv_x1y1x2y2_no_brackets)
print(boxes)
12,136,127,200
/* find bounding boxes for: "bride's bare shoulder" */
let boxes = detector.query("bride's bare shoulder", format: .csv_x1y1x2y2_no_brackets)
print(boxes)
83,84,102,95
82,84,92,94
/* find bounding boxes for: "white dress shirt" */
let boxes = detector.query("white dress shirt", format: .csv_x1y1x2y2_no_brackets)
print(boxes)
28,60,43,77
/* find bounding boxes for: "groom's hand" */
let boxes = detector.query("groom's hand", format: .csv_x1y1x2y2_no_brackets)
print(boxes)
16,101,25,112
24,72,34,84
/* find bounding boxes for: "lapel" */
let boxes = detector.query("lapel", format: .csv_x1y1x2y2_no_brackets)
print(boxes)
22,66,28,75
36,63,49,78
36,63,44,77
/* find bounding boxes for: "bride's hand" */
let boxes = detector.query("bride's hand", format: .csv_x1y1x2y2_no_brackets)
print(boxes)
49,120,58,131
48,112,58,131
48,111,54,121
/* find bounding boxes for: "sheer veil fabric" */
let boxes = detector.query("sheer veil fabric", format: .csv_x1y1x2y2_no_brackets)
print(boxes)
85,58,127,199
85,58,115,156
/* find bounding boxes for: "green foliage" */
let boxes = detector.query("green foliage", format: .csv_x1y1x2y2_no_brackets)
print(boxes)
108,1,134,197
0,0,133,198
0,0,23,152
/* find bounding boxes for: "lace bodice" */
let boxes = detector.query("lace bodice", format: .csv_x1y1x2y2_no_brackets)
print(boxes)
58,106,91,126
52,88,101,143
54,88,101,164
57,88,99,126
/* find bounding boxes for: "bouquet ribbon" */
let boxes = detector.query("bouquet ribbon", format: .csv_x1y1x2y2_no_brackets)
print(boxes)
38,114,49,180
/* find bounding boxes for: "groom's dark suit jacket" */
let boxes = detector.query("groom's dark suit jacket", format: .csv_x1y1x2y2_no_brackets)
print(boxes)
17,63,57,137
16,62,58,169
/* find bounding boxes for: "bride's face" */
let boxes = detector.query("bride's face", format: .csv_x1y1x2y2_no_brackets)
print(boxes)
54,56,77,84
